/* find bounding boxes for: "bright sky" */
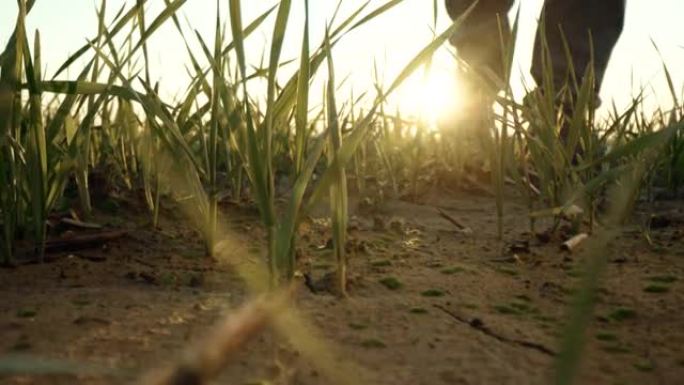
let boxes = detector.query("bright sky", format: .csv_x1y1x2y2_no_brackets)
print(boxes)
1,0,683,122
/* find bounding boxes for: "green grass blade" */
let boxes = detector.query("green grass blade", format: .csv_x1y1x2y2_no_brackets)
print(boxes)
294,0,311,176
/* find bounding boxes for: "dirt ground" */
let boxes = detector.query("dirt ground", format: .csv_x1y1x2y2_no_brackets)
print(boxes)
1,187,683,385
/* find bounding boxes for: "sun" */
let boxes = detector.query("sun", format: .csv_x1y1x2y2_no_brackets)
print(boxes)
398,63,462,130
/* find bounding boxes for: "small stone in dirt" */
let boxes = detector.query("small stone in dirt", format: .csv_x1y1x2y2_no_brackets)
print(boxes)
426,261,444,269
507,240,530,254
421,289,445,298
469,318,484,328
16,309,37,318
124,271,138,280
643,284,670,293
360,338,386,349
409,307,428,314
11,339,32,351
139,271,158,285
347,217,362,232
610,255,629,264
379,277,403,291
188,273,204,288
608,308,637,322
650,213,673,229
373,216,386,231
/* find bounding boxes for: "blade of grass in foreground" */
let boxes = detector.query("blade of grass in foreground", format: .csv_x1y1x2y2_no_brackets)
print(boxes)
323,26,348,296
25,30,48,261
0,0,28,264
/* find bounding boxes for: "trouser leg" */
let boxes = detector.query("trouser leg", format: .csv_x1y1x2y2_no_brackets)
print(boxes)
444,1,515,170
532,0,626,96
445,0,515,81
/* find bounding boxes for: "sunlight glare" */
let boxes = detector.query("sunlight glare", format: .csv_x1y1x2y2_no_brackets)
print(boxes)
398,63,462,131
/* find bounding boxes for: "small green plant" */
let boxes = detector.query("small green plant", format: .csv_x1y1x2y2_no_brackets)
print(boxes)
509,301,538,314
493,304,520,315
348,322,368,330
647,275,678,283
409,307,428,314
633,360,655,372
514,294,532,302
495,267,519,277
533,314,557,324
360,338,386,349
370,259,392,267
595,332,619,342
421,289,445,297
643,284,670,293
601,345,632,355
379,277,403,291
608,308,637,322
16,309,37,318
441,266,466,275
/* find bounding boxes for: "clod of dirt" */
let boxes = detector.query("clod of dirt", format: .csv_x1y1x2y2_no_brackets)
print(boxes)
650,213,675,229
372,216,386,231
507,240,531,254
303,271,344,295
347,216,363,232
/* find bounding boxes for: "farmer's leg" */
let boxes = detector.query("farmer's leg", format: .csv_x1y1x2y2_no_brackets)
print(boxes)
445,0,515,81
531,0,626,97
444,0,515,172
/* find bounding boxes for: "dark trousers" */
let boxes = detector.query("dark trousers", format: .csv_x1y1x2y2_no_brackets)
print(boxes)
445,0,626,92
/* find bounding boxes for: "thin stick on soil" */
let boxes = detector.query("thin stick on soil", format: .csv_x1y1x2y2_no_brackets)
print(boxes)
139,289,292,385
437,208,473,234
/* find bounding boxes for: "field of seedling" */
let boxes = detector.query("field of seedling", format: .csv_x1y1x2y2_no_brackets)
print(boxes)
1,1,683,384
